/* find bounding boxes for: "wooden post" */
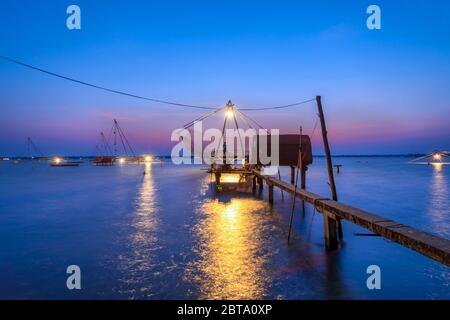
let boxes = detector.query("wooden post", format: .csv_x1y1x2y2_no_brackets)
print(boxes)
316,95,343,241
268,183,274,204
258,177,263,190
287,127,304,243
215,172,221,185
316,96,337,200
252,176,257,190
290,166,295,184
299,129,306,214
336,216,344,239
277,168,284,200
300,166,306,214
300,167,306,189
323,211,339,250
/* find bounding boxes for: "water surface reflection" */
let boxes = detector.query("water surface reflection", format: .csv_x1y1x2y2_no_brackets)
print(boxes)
189,197,272,299
428,164,449,236
118,163,159,297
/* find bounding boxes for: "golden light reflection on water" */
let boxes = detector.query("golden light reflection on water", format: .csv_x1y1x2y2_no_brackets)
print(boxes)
431,163,443,172
119,163,158,296
131,163,157,247
428,163,449,236
189,198,271,299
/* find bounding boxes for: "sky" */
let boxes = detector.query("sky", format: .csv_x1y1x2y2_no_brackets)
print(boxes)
0,0,449,156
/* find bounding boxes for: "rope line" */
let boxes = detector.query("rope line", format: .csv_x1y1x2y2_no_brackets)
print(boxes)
0,55,216,110
236,109,269,133
0,55,316,112
183,106,226,129
240,98,315,111
235,111,256,131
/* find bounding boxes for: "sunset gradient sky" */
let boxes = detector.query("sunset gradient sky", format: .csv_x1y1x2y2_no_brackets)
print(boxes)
0,0,449,155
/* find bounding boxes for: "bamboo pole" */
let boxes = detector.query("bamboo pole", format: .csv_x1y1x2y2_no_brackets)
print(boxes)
278,168,284,200
287,126,303,243
299,129,306,215
316,96,337,201
316,96,343,243
301,166,306,215
290,166,295,184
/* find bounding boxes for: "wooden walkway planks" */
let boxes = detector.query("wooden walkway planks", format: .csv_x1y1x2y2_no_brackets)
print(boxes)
252,170,450,267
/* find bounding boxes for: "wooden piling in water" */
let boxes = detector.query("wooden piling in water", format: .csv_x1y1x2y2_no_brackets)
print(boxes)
300,166,306,214
268,183,274,204
316,95,343,243
290,166,295,184
323,211,339,250
316,96,337,201
214,172,221,185
258,177,263,190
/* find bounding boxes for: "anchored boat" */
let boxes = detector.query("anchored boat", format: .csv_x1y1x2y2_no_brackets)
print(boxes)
49,157,80,167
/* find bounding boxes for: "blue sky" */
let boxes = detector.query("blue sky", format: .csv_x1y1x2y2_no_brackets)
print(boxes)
0,0,449,155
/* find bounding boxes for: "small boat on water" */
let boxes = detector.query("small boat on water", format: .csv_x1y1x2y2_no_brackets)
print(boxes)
50,163,80,167
49,157,80,167
92,156,114,166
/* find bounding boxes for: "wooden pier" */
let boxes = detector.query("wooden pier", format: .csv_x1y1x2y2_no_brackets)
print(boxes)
252,170,450,267
202,96,450,267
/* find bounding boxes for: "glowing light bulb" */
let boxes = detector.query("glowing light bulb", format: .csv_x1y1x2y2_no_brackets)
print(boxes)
433,153,442,161
144,155,152,162
118,158,125,164
226,108,234,119
53,157,62,164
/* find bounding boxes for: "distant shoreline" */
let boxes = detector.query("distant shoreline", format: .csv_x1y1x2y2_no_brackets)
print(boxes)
1,154,427,160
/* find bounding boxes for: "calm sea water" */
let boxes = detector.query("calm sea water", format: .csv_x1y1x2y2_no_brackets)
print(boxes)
0,157,449,299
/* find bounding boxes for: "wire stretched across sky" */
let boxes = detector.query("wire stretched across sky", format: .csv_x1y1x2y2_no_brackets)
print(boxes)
0,55,216,110
239,98,316,111
0,55,314,111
